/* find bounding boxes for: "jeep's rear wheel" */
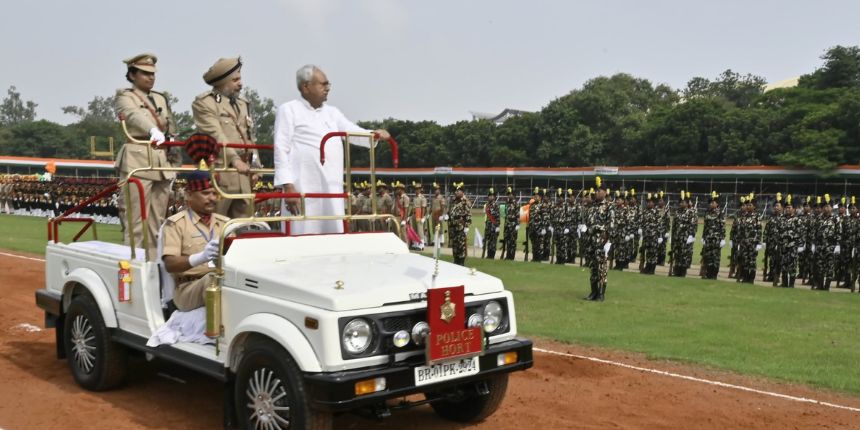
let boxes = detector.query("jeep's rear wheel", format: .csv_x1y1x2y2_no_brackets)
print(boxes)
63,293,128,391
426,373,509,423
235,340,332,430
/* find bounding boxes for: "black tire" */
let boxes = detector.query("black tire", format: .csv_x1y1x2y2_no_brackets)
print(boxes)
427,373,509,423
234,339,332,430
63,293,128,391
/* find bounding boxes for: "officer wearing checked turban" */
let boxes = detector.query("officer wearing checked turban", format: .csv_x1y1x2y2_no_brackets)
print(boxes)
192,57,261,218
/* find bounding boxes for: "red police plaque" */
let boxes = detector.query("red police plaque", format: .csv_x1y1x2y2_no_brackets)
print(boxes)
426,285,483,364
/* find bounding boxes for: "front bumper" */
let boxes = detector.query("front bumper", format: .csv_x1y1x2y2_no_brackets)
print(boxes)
303,337,533,412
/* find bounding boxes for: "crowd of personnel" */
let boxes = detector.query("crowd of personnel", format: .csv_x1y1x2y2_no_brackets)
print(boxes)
0,174,121,224
375,178,860,301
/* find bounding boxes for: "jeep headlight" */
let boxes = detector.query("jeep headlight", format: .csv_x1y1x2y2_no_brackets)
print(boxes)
482,301,504,333
342,318,374,354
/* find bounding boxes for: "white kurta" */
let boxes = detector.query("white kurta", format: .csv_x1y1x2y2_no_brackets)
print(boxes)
273,98,370,234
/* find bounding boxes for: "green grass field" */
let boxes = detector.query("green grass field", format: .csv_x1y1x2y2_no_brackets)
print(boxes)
3,213,857,395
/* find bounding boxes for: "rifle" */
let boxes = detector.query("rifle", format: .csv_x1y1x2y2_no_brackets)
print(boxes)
549,228,556,264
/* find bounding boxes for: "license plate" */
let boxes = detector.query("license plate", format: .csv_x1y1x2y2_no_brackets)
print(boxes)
414,356,480,387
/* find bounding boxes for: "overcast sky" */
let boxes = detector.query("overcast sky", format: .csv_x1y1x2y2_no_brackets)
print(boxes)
2,0,859,126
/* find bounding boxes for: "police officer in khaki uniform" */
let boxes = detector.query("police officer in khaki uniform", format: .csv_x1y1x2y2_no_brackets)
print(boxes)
412,182,428,244
192,57,260,219
115,53,178,256
162,171,230,311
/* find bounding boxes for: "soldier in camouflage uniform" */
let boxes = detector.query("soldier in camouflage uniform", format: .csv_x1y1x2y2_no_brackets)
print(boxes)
448,182,471,266
566,189,581,264
483,187,501,259
779,196,802,288
700,192,726,279
847,200,860,292
812,196,841,290
656,192,670,265
551,188,568,264
763,195,784,283
577,190,593,267
797,198,814,284
529,188,550,262
585,178,615,301
670,192,697,277
540,188,553,261
502,187,520,260
736,195,763,284
835,198,853,288
610,192,628,270
584,178,614,302
627,191,642,268
639,193,660,274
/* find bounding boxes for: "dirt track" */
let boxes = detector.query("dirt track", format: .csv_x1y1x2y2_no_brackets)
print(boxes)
1,250,859,429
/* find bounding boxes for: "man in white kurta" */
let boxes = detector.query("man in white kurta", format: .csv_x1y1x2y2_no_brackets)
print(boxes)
273,65,390,235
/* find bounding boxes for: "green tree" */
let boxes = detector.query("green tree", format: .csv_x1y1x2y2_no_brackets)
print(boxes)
799,45,860,89
0,86,38,126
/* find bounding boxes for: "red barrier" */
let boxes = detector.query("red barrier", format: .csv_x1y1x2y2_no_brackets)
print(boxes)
320,132,399,168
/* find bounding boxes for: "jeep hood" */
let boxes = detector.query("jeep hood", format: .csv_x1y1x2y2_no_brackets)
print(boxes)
222,233,505,311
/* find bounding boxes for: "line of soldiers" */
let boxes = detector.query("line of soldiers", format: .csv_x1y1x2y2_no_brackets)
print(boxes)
739,193,860,291
1,175,122,223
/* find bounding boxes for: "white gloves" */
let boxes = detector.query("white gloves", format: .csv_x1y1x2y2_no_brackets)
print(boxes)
664,232,670,238
834,245,841,255
149,127,166,145
441,214,449,221
719,239,726,248
755,244,763,251
624,234,631,242
686,235,694,245
811,244,816,253
657,238,663,244
515,225,520,231
540,228,546,236
549,227,554,233
463,227,469,233
797,246,805,253
762,242,767,248
603,242,612,257
495,227,500,233
637,228,643,236
189,239,219,267
564,228,570,234
401,220,406,226
578,224,587,233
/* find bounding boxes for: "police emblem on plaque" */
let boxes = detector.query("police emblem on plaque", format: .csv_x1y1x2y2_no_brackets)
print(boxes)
440,290,455,323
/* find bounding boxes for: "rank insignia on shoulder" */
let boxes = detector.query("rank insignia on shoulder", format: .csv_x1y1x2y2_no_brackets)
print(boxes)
214,93,221,103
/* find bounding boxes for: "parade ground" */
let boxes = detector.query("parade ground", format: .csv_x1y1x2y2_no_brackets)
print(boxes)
1,214,860,428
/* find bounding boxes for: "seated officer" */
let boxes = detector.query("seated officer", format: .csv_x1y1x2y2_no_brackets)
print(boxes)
162,171,229,311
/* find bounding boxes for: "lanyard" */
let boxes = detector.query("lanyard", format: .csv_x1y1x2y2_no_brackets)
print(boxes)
187,210,215,242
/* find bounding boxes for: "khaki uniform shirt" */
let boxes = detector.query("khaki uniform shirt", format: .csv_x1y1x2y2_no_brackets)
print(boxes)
413,194,427,219
191,91,259,193
114,88,178,181
162,209,229,284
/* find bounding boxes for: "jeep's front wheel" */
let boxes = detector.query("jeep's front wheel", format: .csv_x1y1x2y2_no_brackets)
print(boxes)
63,293,128,390
235,340,332,430
426,373,509,423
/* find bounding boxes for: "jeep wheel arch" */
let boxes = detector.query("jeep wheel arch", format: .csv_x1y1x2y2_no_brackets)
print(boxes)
230,313,322,373
62,267,118,328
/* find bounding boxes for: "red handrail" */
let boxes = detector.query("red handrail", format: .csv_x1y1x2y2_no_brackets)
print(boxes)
48,177,145,243
320,132,399,168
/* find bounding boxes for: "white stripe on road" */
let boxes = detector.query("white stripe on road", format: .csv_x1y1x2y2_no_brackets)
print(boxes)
534,347,860,413
0,251,44,262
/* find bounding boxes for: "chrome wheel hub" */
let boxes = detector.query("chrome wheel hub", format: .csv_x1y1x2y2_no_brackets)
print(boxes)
246,367,291,429
70,315,96,373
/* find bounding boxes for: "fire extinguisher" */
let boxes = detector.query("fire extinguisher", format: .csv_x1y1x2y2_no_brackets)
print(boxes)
118,260,132,302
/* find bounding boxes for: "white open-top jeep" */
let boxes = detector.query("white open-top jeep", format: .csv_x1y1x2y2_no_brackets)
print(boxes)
35,126,533,429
